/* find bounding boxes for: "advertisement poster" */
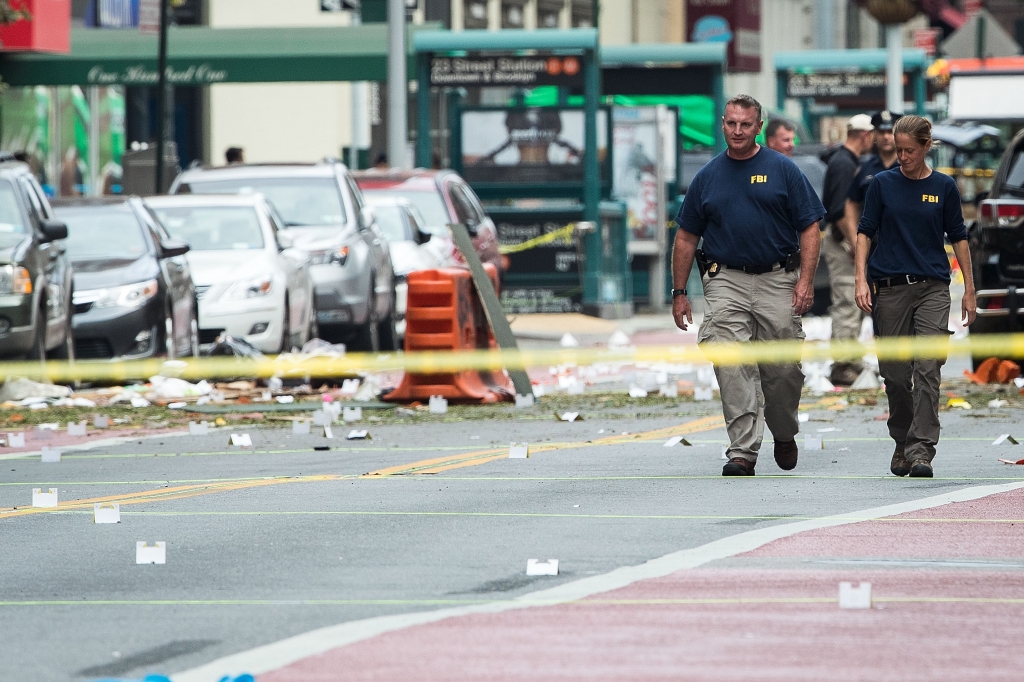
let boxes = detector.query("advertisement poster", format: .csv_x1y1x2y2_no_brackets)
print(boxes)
686,0,761,73
612,107,676,244
460,108,608,185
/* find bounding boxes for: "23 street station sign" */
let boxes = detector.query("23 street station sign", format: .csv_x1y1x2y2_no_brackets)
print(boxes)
429,54,583,88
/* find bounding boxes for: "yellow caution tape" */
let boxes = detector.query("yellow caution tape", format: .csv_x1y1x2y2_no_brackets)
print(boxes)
1,333,1022,384
498,224,576,255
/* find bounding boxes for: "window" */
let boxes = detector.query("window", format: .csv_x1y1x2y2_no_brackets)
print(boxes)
57,206,149,260
0,181,30,246
537,0,563,28
1005,149,1024,194
448,184,478,226
464,0,488,29
153,206,266,251
502,0,525,28
185,178,347,228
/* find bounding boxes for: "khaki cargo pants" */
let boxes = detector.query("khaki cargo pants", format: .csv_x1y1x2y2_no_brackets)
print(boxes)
699,266,806,463
822,225,863,341
872,280,951,463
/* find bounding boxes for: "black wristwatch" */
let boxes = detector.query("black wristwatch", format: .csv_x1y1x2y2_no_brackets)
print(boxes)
671,288,687,297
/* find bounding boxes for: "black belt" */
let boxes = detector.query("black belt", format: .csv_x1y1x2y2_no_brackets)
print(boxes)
874,274,942,288
723,260,786,275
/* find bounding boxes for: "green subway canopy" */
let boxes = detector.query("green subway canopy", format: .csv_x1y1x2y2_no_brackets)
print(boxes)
0,24,441,87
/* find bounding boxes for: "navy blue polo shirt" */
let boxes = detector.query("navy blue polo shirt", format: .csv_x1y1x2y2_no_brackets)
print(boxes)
677,147,825,267
848,153,899,204
857,168,968,283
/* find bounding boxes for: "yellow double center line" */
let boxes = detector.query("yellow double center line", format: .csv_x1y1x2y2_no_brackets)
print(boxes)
364,414,725,476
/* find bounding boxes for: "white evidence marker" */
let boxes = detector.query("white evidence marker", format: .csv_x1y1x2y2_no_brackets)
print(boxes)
67,421,87,437
567,382,585,395
694,386,714,401
292,420,311,435
663,436,692,448
32,488,58,508
346,430,369,440
229,434,252,447
838,581,872,609
804,435,823,451
992,434,1019,446
324,402,342,421
94,414,110,429
8,432,25,448
40,447,61,463
429,396,448,414
659,384,678,398
526,559,559,576
515,394,535,408
188,421,209,436
136,541,166,565
509,442,529,459
33,427,53,441
94,503,120,524
342,407,363,423
340,379,360,396
628,387,648,399
532,384,545,398
324,425,335,439
798,413,810,423
558,412,581,422
312,410,331,426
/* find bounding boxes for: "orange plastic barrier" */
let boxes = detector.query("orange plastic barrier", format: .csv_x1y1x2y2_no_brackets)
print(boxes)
384,266,514,404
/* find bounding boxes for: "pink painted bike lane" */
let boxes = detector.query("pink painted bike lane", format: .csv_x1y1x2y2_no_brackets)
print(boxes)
253,488,1024,681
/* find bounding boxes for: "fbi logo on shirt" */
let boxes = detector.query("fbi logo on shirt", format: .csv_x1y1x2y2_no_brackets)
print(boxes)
750,175,768,184
922,194,938,203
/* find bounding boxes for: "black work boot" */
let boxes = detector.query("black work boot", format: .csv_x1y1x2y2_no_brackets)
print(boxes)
774,439,798,471
722,457,755,476
890,444,911,477
909,459,934,478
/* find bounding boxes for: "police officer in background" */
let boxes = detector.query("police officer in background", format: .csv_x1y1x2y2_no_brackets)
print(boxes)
822,114,875,386
765,119,797,157
844,110,900,247
672,95,825,476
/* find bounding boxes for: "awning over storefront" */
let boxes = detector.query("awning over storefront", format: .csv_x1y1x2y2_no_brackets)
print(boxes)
0,23,438,87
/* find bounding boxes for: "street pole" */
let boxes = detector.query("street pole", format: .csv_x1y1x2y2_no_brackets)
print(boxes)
387,0,407,169
350,9,366,171
885,24,904,114
154,0,170,194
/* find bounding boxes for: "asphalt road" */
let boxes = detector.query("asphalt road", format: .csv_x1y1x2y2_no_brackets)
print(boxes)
2,394,1023,681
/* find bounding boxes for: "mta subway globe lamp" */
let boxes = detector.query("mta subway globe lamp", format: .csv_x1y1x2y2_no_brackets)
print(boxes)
862,0,921,114
863,0,920,25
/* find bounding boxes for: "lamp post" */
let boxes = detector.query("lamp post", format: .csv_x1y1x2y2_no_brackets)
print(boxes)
863,0,920,115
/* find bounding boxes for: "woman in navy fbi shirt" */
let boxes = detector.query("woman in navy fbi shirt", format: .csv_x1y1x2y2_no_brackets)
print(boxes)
854,115,977,479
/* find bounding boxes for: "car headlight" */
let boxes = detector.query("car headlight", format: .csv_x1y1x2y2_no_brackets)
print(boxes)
0,265,32,295
74,279,158,309
223,276,273,299
307,245,349,266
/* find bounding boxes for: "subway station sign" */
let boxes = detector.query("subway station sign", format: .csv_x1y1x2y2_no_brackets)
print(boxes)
429,53,584,88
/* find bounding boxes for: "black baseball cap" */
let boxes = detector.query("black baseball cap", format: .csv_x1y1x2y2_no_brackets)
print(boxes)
871,110,901,131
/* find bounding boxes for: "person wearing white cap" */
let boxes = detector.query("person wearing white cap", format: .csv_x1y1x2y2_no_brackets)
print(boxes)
821,113,875,385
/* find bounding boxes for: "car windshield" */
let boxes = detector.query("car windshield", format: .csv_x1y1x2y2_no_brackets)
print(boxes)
372,205,412,242
152,206,265,251
56,206,149,260
362,189,449,235
183,177,347,227
0,181,29,248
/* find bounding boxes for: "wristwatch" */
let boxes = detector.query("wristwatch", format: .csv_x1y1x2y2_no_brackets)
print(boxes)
671,288,687,297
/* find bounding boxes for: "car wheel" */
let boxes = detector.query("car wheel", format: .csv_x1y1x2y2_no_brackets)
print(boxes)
278,299,291,354
352,290,380,352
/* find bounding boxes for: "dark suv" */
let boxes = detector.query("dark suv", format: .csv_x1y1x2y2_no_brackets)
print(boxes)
0,162,74,360
971,129,1024,337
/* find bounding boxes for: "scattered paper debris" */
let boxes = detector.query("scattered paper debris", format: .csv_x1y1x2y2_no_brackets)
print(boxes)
167,402,187,410
0,377,72,402
998,458,1024,465
275,395,294,404
93,415,110,429
292,420,311,435
560,333,579,348
947,399,972,410
992,434,1019,446
323,425,334,439
988,399,1009,409
130,396,151,408
798,413,809,423
94,503,120,524
817,427,840,433
526,559,559,576
532,384,545,398
7,432,25,447
40,446,61,463
509,442,529,459
557,412,581,422
1016,377,1024,389
694,386,714,401
804,435,823,450
346,430,369,440
515,394,535,408
136,541,166,565
32,488,58,508
343,406,363,422
628,387,648,399
229,433,252,447
340,379,360,396
429,396,448,414
839,581,872,609
188,421,209,436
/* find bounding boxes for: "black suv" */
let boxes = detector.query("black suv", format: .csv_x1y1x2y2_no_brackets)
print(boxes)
971,129,1024,337
0,162,74,360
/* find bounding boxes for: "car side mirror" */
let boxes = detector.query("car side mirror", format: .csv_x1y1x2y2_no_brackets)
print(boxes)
416,229,431,246
159,239,190,258
40,219,68,243
277,232,294,250
360,206,377,230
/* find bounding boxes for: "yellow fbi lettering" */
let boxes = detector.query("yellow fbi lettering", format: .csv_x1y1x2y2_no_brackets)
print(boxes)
922,194,939,203
750,174,768,184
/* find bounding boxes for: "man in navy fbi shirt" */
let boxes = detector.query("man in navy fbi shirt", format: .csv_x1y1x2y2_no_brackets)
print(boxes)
672,94,825,476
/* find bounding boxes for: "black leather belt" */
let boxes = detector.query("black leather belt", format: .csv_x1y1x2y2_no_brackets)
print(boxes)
874,274,942,288
723,260,786,275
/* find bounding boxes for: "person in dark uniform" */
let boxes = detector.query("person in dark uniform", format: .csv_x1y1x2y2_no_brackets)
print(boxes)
854,115,977,479
672,94,824,476
844,110,900,240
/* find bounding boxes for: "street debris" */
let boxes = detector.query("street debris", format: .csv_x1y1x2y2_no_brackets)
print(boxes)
429,396,448,414
663,436,691,447
659,383,678,398
998,457,1024,465
94,503,120,524
628,387,648,398
965,357,1021,385
557,411,582,422
40,446,60,463
992,434,1019,446
7,432,25,447
947,398,972,410
229,434,253,447
798,413,809,422
509,442,529,458
206,335,264,358
988,399,1009,408
0,377,72,403
346,429,369,440
526,559,559,576
560,333,579,348
136,541,166,565
32,488,58,508
839,581,872,609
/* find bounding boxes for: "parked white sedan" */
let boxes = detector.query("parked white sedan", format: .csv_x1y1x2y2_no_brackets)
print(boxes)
145,194,315,354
